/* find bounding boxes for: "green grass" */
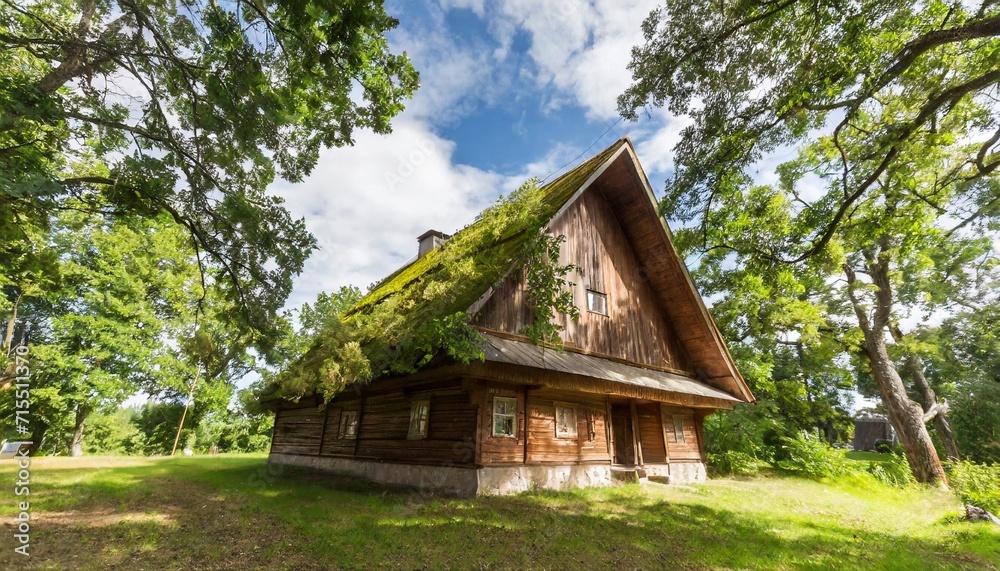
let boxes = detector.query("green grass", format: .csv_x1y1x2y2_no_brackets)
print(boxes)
846,451,895,462
0,455,997,570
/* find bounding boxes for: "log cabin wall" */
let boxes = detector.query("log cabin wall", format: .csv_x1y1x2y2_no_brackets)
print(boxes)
472,188,691,374
475,383,526,465
524,388,610,465
473,383,615,467
662,405,702,461
270,378,479,467
271,404,324,456
270,370,710,471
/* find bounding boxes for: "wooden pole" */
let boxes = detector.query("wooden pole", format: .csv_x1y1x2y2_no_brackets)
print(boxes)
171,364,202,457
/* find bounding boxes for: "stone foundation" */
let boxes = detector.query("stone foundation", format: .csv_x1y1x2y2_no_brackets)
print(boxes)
478,464,613,494
268,453,704,495
665,461,708,484
268,453,480,496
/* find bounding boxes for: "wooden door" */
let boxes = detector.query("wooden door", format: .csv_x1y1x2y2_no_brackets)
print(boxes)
610,405,635,465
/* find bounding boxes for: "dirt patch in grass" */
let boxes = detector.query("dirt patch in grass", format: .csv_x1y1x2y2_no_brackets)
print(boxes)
0,477,324,570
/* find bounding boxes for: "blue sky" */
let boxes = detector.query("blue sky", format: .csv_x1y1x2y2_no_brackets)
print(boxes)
270,0,690,309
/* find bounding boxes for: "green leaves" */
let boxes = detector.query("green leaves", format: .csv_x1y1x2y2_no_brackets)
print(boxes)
621,0,1000,262
0,0,418,347
520,233,580,346
264,179,583,403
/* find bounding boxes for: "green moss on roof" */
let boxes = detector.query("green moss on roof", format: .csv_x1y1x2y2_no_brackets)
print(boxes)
263,139,628,405
348,139,625,317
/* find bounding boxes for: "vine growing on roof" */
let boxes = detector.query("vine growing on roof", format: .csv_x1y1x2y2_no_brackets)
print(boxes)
257,178,581,404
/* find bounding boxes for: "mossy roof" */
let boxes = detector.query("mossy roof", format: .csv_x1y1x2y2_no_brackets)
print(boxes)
344,138,627,320
259,139,630,407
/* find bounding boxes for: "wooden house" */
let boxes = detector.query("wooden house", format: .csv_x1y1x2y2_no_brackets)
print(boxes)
265,138,754,495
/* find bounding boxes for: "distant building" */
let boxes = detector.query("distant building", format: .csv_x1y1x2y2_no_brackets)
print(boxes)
853,415,898,451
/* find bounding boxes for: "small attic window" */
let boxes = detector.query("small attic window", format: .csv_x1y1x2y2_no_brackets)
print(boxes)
586,290,607,316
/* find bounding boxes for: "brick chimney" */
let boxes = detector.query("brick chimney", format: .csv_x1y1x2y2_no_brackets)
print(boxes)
417,229,450,258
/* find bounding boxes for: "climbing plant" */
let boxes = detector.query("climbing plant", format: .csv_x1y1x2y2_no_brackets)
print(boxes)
259,178,581,404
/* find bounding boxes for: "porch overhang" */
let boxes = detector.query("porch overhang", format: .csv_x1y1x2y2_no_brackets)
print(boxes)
480,333,744,408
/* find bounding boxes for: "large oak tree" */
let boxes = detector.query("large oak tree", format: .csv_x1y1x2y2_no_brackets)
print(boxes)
621,0,1000,484
1,0,418,351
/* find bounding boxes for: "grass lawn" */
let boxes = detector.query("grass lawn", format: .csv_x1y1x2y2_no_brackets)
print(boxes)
846,451,896,462
0,455,997,570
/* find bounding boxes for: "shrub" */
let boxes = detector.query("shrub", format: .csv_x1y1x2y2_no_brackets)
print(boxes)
707,451,768,477
873,439,894,454
704,404,787,476
865,453,916,488
947,461,1000,513
776,433,853,479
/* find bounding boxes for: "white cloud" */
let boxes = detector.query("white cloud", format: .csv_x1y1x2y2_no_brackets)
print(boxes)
273,117,504,309
482,0,660,120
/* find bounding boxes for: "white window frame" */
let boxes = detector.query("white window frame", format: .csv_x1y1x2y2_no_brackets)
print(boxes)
408,400,430,440
492,396,517,438
554,405,578,439
586,290,608,316
339,410,359,439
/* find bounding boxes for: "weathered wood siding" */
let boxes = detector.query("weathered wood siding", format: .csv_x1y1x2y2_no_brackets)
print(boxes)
354,389,476,465
474,385,612,466
662,405,702,461
475,384,526,465
636,403,667,464
271,404,324,456
525,389,610,464
473,188,690,373
271,379,478,466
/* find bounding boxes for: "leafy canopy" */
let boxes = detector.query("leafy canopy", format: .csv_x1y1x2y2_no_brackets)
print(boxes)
0,0,418,348
620,0,1000,261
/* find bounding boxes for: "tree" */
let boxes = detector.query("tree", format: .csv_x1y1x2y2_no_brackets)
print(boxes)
8,210,205,455
620,0,1000,257
923,302,1000,463
620,0,1000,485
1,0,418,346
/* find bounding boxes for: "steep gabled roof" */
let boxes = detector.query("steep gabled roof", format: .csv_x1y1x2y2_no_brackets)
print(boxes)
280,138,754,405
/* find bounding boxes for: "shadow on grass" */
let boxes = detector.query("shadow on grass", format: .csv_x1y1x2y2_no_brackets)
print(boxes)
0,457,995,570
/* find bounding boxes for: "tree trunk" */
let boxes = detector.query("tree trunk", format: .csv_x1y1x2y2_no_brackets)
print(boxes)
1,294,21,390
844,260,947,486
906,353,960,461
27,420,49,456
3,292,20,356
70,404,90,457
890,325,960,461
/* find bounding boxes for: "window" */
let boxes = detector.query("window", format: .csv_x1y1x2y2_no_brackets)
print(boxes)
672,415,686,444
586,290,607,315
408,400,430,440
339,410,359,439
554,405,578,438
492,396,517,438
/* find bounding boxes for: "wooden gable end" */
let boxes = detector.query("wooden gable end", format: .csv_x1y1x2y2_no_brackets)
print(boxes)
472,140,754,403
472,185,692,374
